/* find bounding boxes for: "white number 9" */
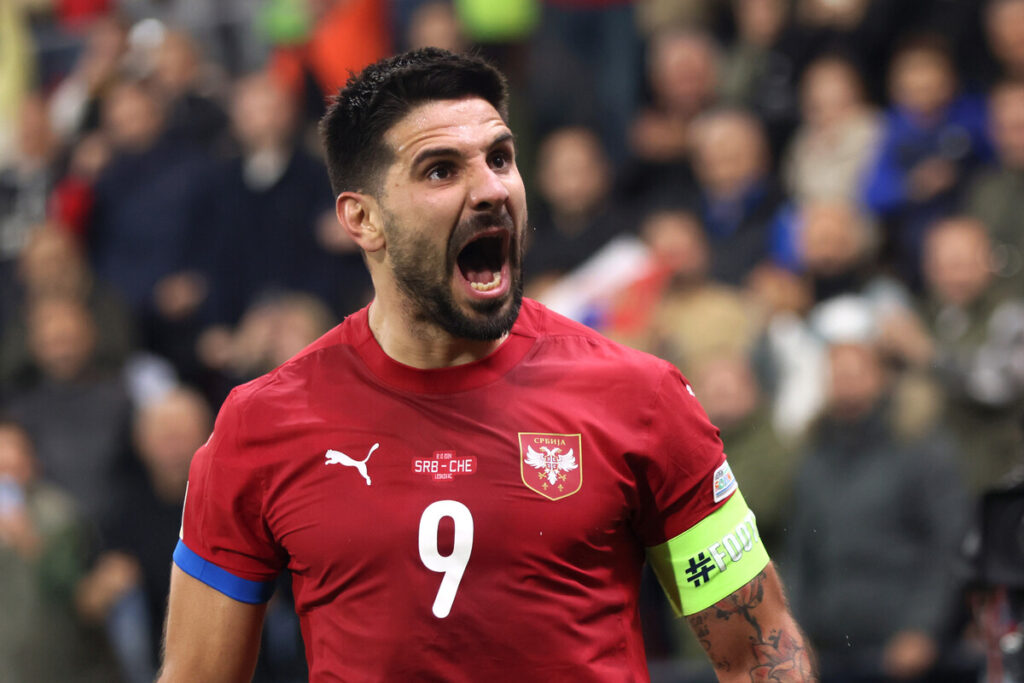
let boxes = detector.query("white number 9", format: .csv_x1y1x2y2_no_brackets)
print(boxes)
418,500,473,618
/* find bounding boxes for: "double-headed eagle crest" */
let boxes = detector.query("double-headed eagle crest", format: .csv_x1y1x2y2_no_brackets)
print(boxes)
524,445,578,485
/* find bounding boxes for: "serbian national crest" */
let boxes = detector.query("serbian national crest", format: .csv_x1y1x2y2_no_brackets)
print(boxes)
518,433,583,501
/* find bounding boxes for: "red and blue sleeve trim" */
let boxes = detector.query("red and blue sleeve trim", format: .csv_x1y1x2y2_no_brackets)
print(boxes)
173,540,277,604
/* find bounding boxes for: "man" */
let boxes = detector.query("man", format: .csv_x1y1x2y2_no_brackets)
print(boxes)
788,296,968,681
909,217,1023,492
688,108,787,287
0,419,121,682
160,49,815,681
964,78,1024,296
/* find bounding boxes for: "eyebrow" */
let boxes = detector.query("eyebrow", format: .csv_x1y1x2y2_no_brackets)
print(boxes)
410,131,516,170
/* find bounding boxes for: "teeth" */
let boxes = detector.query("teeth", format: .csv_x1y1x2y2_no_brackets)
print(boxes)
470,273,502,292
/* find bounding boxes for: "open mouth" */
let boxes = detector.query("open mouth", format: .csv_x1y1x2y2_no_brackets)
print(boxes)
455,229,511,295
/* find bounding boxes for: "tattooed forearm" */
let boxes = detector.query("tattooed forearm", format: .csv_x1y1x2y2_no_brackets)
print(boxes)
686,568,818,681
711,568,768,642
688,614,731,671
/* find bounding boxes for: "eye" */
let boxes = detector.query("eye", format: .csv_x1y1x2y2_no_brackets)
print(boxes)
426,163,454,181
489,150,511,170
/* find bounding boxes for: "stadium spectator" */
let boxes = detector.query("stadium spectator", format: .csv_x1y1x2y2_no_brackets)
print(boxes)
635,0,718,34
786,295,969,682
198,292,336,388
119,0,262,76
794,0,871,32
690,351,799,554
783,55,881,204
719,0,806,160
78,387,212,681
49,131,111,237
87,76,215,380
963,79,1024,295
744,263,824,441
0,224,134,397
0,419,121,683
0,95,59,270
688,107,786,285
88,78,211,316
625,28,718,209
405,0,467,54
151,29,230,151
792,201,910,314
527,0,641,164
48,13,128,141
196,73,367,333
984,0,1024,82
2,296,132,523
525,126,631,292
600,209,724,349
790,0,908,104
884,218,1024,494
643,209,759,370
861,34,993,289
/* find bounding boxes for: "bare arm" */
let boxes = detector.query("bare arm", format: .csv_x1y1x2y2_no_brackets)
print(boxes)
686,562,817,682
157,565,268,683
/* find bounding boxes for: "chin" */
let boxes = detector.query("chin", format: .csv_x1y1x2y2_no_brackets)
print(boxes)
443,284,523,342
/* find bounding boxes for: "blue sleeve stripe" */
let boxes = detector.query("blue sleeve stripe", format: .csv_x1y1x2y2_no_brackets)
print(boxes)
173,540,276,604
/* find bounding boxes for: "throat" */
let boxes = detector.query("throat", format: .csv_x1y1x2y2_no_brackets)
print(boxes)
368,299,509,369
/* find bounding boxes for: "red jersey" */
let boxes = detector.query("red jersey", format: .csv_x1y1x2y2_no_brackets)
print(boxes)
176,299,742,681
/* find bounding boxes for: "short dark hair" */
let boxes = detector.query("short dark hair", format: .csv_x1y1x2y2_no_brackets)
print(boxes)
889,32,954,71
319,48,509,196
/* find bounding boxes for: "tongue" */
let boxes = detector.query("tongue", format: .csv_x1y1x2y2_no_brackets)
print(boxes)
463,267,496,284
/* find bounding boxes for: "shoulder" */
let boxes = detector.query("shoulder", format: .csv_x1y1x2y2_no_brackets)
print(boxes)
517,299,686,408
848,111,883,143
881,107,909,133
989,297,1024,331
519,298,677,378
950,93,988,121
223,309,368,423
965,166,1004,195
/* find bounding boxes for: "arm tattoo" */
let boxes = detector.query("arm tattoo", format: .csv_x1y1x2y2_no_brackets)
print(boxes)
686,570,817,681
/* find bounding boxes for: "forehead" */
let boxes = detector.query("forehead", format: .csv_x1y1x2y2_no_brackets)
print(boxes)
384,97,510,161
697,116,759,152
929,223,986,255
893,50,950,75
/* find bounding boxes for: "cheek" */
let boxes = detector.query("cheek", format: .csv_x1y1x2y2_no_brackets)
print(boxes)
394,186,464,229
506,174,528,214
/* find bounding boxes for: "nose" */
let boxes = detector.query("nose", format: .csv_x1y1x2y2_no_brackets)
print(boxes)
467,160,510,211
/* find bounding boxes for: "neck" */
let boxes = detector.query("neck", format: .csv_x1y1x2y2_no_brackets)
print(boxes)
367,297,507,369
151,472,188,504
245,140,290,158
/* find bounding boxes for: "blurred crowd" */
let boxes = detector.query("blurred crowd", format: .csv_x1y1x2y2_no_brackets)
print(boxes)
1,0,1024,682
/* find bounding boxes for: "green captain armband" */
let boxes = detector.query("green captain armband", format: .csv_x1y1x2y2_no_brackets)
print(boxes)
646,490,770,616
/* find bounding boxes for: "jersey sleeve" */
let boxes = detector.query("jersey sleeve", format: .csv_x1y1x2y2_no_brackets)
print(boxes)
173,388,283,603
634,364,769,616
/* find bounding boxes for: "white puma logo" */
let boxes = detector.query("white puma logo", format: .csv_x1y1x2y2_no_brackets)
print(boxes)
324,443,380,486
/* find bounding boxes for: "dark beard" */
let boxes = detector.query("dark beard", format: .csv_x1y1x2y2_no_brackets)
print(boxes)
384,212,525,341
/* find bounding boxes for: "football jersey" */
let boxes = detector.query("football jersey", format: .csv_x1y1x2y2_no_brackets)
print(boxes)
175,298,768,681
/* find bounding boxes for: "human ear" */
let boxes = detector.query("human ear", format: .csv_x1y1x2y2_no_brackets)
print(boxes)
336,192,385,253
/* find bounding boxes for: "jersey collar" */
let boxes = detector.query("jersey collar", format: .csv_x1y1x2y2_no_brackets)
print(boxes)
350,302,538,394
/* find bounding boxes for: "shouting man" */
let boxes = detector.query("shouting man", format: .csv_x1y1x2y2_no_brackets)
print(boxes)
159,49,816,682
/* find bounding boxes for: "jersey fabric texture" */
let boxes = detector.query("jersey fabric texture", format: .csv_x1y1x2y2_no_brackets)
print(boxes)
175,298,768,681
